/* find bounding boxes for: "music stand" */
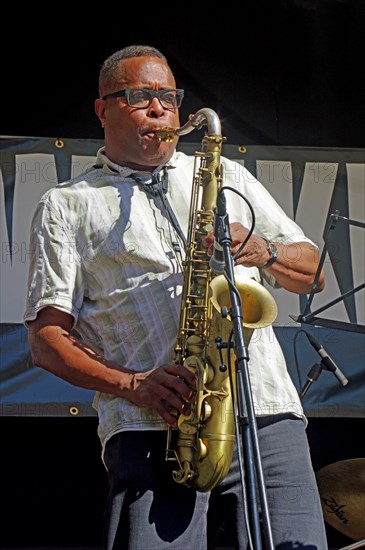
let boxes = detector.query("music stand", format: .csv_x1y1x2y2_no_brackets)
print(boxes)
290,210,365,334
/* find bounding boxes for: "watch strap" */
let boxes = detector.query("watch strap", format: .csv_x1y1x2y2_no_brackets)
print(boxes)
260,239,278,269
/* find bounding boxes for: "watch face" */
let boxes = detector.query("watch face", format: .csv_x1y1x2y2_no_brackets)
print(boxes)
269,241,278,259
261,240,278,269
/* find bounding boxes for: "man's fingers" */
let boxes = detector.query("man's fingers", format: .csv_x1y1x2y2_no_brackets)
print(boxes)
157,400,178,427
131,364,196,424
165,363,196,388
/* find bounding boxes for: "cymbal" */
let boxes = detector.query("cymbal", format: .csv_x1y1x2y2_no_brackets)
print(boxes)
316,458,365,541
339,539,365,550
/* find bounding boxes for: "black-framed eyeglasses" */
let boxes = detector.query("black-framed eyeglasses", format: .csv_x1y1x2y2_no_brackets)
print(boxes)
102,88,184,109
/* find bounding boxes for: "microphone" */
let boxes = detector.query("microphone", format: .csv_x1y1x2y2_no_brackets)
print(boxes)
300,363,323,399
209,242,225,274
209,191,228,274
305,332,349,387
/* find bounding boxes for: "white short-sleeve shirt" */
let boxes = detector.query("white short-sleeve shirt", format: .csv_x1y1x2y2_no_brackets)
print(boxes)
25,149,312,449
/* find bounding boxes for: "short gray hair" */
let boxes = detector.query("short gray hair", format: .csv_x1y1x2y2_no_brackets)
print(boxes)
98,45,169,95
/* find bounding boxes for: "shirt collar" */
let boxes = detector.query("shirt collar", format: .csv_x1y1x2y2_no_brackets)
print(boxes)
96,147,177,178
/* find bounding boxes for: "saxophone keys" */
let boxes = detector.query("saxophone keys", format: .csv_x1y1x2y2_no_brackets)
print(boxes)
201,401,212,421
197,438,208,459
177,416,198,434
186,335,204,355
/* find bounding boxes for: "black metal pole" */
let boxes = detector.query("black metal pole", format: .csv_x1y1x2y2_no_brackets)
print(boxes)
213,190,274,550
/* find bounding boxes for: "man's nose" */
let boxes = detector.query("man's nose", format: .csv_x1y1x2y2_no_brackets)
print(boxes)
147,97,166,117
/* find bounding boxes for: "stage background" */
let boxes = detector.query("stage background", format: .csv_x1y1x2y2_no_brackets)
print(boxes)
1,137,364,549
1,2,365,546
1,137,364,420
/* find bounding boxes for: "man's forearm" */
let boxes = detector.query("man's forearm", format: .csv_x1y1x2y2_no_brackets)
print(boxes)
29,324,134,396
265,241,325,294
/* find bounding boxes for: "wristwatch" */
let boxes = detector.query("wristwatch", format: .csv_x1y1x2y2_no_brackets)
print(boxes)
260,239,278,269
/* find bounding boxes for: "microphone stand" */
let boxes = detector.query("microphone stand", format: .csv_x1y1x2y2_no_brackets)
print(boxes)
214,192,274,550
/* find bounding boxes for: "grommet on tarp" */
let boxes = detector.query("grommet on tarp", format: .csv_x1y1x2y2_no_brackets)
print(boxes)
238,145,246,153
55,138,64,149
69,406,79,416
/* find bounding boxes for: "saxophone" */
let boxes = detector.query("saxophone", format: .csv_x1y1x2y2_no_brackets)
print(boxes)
157,109,278,492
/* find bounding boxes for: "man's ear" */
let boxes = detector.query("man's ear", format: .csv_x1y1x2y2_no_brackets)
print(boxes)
95,98,106,128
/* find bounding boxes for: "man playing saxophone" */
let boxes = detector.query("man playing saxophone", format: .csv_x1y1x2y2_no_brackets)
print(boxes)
25,45,327,549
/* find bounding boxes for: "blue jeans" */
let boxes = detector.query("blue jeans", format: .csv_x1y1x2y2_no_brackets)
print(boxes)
103,415,327,549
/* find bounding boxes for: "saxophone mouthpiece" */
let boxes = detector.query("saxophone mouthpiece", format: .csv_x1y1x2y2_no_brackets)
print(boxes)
155,127,177,143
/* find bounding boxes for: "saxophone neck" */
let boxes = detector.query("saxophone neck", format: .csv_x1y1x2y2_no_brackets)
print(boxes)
180,108,222,136
156,108,222,142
